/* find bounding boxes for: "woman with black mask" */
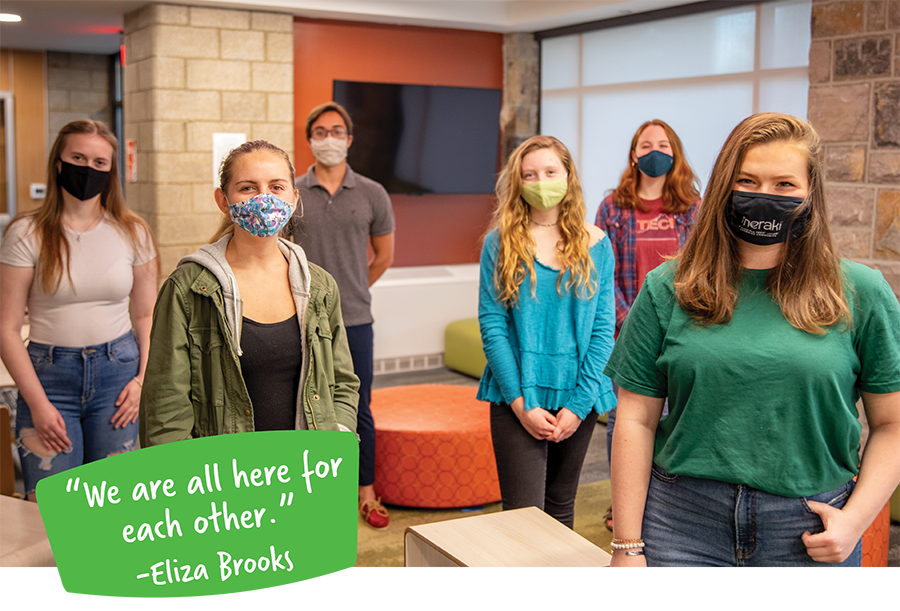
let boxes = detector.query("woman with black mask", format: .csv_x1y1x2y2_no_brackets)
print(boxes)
0,120,158,501
605,113,900,566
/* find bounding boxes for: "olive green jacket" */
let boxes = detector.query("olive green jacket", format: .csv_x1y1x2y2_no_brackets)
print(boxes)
139,236,359,447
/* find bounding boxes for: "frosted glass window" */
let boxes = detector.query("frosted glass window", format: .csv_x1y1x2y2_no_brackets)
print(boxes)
759,74,809,119
760,0,812,69
582,8,755,86
540,95,580,165
539,0,812,222
579,81,754,220
541,35,580,90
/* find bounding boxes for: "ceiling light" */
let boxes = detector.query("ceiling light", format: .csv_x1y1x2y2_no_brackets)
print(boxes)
0,13,23,23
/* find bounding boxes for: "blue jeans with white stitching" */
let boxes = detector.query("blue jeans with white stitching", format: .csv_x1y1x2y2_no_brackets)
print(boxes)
641,463,861,566
16,331,140,498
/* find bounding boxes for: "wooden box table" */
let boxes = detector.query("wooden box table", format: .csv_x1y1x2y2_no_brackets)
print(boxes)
0,495,56,567
404,506,611,567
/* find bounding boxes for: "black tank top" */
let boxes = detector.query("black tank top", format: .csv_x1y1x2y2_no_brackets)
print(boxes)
240,314,302,431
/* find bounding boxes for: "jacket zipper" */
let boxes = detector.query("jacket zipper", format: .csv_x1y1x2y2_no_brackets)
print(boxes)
305,350,317,430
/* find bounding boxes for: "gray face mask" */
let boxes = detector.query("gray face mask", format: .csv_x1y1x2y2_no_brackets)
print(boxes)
309,137,348,167
727,190,808,245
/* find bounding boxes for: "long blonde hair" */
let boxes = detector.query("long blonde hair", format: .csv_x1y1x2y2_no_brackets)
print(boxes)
4,120,158,294
675,113,850,333
489,135,595,306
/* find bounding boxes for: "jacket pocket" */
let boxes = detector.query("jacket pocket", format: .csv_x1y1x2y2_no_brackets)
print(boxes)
313,316,336,393
188,327,227,436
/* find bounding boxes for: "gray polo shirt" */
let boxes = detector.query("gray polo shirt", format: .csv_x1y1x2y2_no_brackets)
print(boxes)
291,164,395,327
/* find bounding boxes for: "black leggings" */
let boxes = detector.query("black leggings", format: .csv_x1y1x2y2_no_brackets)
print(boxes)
489,402,597,529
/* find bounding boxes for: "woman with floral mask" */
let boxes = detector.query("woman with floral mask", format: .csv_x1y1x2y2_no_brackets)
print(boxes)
0,120,158,501
594,119,700,530
139,141,358,446
477,135,616,528
606,114,900,566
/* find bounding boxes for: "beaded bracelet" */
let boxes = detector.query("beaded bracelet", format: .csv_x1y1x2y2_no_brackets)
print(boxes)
610,538,645,551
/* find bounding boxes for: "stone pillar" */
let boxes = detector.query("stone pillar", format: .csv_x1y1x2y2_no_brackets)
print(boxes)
501,33,539,163
807,0,900,296
47,52,112,154
122,4,294,276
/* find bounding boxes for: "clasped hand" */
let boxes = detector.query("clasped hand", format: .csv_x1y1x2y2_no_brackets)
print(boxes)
511,399,582,442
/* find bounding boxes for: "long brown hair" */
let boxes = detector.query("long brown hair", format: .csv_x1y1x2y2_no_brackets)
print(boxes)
611,119,699,213
210,140,296,242
5,120,158,294
674,113,849,334
489,135,595,306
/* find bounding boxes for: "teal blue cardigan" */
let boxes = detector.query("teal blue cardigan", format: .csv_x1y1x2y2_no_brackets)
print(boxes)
476,229,617,418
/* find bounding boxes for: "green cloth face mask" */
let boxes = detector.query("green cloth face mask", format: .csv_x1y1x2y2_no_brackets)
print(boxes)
521,176,568,210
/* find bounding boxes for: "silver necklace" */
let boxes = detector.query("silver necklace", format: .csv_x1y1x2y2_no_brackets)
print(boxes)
65,211,103,242
531,219,558,228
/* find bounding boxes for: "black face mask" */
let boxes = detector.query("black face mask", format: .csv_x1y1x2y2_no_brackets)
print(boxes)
727,190,808,245
58,160,110,201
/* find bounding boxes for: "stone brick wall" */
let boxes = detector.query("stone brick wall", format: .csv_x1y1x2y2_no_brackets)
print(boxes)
47,52,112,154
501,33,539,163
808,0,900,295
122,3,294,276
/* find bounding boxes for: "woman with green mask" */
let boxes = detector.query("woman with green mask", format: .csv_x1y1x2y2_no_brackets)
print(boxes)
476,135,616,528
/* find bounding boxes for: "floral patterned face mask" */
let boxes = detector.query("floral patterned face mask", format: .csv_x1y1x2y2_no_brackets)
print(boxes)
227,192,294,238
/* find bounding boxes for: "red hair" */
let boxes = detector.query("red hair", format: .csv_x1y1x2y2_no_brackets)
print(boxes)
611,119,699,213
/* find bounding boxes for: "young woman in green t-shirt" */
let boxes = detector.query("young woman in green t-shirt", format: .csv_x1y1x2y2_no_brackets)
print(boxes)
605,113,900,567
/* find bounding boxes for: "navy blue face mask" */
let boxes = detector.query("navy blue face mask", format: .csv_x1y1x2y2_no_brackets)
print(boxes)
58,160,110,201
636,150,674,178
727,190,808,245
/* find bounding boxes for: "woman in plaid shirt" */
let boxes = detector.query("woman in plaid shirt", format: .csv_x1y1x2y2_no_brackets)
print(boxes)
595,119,700,531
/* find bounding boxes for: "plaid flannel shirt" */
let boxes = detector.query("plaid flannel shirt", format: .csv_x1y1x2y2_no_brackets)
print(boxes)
595,195,699,331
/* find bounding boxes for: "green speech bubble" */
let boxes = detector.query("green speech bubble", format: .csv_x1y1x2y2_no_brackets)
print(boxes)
35,431,358,597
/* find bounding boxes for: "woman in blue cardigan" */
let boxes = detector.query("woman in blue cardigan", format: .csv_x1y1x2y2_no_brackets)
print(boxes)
477,135,616,528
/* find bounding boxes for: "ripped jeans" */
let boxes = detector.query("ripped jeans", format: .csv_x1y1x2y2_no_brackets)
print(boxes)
16,331,140,497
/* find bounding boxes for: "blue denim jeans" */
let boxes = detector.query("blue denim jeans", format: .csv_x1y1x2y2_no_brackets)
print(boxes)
642,464,861,567
16,331,140,497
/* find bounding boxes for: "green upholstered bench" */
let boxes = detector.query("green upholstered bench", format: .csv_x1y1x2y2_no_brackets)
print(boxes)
444,318,487,380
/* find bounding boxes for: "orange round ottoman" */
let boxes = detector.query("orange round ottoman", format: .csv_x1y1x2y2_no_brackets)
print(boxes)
371,384,501,508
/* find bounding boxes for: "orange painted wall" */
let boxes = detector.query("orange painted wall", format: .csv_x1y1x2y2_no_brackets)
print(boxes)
293,19,503,266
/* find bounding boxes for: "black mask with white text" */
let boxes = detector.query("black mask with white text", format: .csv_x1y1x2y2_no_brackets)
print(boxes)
58,160,110,201
727,190,808,245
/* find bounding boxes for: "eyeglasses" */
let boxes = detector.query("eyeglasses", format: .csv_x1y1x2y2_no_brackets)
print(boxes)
311,127,348,140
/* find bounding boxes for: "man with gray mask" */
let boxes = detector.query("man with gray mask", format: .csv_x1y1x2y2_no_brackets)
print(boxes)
291,102,395,530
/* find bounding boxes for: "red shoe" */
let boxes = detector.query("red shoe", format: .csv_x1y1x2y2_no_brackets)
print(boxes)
360,497,390,530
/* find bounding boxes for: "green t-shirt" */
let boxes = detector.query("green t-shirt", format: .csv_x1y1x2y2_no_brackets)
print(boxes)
604,259,900,498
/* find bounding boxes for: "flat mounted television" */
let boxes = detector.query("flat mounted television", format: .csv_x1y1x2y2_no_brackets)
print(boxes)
333,80,502,195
